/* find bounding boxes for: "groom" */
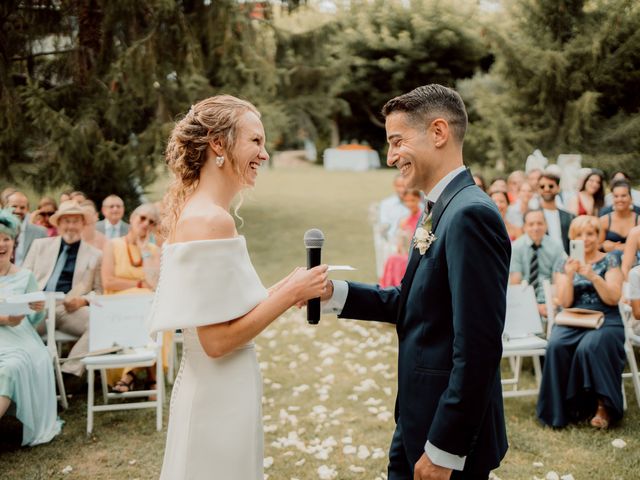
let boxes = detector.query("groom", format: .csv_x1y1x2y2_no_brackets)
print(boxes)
324,85,510,479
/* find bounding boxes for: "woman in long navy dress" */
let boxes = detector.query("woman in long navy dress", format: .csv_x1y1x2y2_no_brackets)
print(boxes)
537,215,625,429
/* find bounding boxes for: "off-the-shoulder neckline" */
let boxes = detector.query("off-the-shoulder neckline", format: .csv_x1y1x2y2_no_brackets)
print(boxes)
163,235,245,248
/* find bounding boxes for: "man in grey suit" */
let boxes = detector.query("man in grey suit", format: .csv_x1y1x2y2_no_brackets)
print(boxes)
96,194,129,238
7,191,47,265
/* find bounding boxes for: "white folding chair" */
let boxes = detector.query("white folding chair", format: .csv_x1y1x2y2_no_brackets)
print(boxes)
620,282,640,410
81,294,163,434
42,292,69,409
543,279,556,339
501,284,548,398
167,330,183,384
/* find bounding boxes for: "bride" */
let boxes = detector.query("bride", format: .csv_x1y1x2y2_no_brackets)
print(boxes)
147,95,328,479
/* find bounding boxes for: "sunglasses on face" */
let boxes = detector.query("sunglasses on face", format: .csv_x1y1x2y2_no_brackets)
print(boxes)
139,215,156,226
539,184,556,190
39,211,55,217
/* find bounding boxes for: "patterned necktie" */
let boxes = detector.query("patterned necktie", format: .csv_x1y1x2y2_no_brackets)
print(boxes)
529,243,541,296
45,244,70,292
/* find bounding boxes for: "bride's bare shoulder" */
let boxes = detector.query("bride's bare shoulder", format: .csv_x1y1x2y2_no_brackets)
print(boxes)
174,205,236,242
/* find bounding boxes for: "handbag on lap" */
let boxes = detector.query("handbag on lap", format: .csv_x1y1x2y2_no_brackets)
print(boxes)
554,308,604,329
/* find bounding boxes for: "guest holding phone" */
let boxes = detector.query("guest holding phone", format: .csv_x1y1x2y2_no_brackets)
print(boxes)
537,216,624,429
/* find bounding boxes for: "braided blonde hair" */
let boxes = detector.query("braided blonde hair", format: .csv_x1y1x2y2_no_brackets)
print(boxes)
162,95,260,236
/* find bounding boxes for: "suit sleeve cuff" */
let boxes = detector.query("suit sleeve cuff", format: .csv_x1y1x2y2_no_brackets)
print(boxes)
424,440,466,471
321,280,348,315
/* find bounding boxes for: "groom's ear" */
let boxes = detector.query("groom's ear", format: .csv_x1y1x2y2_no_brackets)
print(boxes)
430,118,450,148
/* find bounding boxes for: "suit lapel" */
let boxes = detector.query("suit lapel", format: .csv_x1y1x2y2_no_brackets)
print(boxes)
71,241,89,293
396,169,475,324
43,236,62,286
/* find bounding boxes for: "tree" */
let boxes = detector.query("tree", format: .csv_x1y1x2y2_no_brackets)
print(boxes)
463,0,640,175
330,0,490,151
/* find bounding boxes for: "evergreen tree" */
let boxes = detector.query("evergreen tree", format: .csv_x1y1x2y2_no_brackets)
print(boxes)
463,0,640,175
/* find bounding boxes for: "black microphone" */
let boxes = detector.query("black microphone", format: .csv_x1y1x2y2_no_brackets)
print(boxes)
304,228,325,324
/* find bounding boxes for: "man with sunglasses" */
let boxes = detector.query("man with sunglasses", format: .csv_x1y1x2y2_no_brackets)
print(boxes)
97,194,129,239
23,200,103,381
538,172,574,254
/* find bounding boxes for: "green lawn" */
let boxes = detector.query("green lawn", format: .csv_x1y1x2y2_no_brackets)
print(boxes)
1,167,638,479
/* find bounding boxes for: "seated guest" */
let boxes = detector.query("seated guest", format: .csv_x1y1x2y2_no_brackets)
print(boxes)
69,191,87,203
23,201,103,379
506,182,536,227
398,189,422,235
527,168,543,191
537,216,624,429
604,171,640,208
538,172,574,254
473,173,487,192
490,189,522,241
509,210,566,317
0,187,17,207
507,170,526,203
0,209,62,446
31,197,58,237
97,194,129,239
379,190,422,288
567,169,605,216
102,203,166,393
59,190,72,204
600,180,639,253
628,266,640,335
6,191,47,266
489,177,508,193
80,199,107,250
622,225,640,277
378,175,409,240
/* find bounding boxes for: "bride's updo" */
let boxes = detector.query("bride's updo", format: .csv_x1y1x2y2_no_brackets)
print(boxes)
163,95,260,235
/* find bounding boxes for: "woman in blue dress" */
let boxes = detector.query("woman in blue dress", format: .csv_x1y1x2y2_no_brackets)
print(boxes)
0,209,63,445
537,215,625,429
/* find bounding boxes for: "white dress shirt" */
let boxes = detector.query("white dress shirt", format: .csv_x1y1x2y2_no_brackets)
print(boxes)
105,220,123,239
543,208,563,248
324,165,469,471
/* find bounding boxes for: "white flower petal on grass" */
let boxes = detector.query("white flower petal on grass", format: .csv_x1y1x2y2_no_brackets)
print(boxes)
349,465,366,473
371,448,386,459
342,436,352,444
532,462,544,468
61,466,73,474
357,445,371,459
343,445,357,455
347,394,359,401
263,457,274,469
364,397,382,406
545,472,560,480
612,438,627,448
295,459,306,467
377,410,393,422
383,387,392,396
317,465,338,479
560,475,575,480
128,460,137,466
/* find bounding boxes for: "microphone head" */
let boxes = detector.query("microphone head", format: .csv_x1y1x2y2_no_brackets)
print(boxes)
304,228,325,249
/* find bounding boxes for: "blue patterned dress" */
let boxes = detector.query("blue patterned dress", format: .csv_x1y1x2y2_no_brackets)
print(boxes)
0,268,63,445
536,252,625,427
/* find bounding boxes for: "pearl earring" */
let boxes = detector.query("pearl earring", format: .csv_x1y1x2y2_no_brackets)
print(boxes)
215,156,225,167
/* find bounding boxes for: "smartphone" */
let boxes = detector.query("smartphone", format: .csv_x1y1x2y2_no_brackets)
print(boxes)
570,239,585,264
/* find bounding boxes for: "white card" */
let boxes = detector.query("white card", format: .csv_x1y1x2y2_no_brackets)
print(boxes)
328,265,356,272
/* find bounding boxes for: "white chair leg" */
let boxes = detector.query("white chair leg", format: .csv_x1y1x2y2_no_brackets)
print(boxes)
87,368,95,435
100,369,109,404
512,356,522,391
625,343,640,409
156,353,164,431
533,356,543,388
622,381,628,411
54,359,68,410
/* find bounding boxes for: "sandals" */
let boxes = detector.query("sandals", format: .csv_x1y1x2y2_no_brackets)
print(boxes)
590,403,610,429
112,372,136,393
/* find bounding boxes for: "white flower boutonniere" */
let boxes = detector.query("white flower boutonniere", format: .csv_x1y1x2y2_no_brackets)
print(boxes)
413,213,436,255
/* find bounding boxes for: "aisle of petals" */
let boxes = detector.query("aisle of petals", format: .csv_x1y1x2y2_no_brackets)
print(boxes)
256,309,398,479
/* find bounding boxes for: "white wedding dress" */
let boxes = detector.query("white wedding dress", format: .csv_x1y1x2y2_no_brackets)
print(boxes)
147,237,268,480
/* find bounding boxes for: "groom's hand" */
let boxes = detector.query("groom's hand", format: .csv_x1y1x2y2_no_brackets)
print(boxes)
414,453,452,480
295,279,333,308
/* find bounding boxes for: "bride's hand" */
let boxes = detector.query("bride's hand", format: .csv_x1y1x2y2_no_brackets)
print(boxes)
284,265,329,305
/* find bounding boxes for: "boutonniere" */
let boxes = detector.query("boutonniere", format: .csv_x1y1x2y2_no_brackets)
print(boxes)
413,215,436,255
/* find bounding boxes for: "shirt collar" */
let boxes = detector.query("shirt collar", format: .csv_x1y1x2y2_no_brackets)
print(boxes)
425,165,467,204
524,234,546,248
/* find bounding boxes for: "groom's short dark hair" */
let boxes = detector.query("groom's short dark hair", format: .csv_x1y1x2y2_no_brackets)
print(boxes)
382,84,468,144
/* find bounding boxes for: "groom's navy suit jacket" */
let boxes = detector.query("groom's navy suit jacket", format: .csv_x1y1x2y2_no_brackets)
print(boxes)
340,169,510,474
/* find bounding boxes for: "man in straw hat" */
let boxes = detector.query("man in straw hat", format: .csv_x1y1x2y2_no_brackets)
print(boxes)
23,200,103,379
